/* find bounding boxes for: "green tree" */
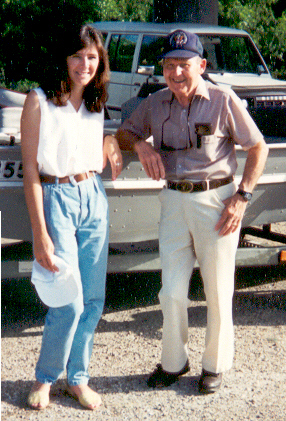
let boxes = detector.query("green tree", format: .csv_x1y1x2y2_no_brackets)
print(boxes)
0,0,101,87
1,0,285,89
97,0,153,22
218,0,286,79
0,0,153,89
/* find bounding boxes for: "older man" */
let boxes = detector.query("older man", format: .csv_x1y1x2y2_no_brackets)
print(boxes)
115,29,268,393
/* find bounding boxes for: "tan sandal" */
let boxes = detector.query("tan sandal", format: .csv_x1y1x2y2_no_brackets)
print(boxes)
66,384,102,410
27,383,50,410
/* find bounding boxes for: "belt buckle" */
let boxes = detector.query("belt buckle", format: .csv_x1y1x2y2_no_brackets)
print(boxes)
177,181,193,193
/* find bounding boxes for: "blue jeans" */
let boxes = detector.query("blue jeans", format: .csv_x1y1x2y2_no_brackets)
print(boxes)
35,174,109,386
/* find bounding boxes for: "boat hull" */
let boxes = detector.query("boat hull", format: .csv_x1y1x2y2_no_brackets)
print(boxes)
1,143,286,243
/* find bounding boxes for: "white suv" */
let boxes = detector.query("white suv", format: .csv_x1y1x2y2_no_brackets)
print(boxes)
95,21,286,141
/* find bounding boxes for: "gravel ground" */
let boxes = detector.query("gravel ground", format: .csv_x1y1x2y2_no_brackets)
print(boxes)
2,224,286,421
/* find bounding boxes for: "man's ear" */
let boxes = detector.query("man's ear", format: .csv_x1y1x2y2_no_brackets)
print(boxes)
199,58,207,74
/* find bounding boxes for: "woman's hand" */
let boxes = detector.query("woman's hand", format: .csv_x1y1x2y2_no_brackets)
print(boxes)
103,135,123,180
33,232,59,273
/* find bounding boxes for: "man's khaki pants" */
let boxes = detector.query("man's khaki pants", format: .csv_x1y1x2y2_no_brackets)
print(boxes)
158,182,240,374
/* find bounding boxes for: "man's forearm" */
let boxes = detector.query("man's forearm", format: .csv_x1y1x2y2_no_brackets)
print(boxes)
239,140,269,192
115,128,143,151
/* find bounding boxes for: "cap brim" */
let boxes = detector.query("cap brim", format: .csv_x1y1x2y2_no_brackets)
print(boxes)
162,50,201,59
31,257,79,308
35,275,79,308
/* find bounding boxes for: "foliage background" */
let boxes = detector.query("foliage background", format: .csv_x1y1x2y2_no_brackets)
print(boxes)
0,0,285,91
218,0,286,80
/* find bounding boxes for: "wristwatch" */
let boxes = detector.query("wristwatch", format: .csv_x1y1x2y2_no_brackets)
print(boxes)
236,189,252,202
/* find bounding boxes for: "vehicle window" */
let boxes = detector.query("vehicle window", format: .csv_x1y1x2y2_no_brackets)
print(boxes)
101,32,108,44
200,35,267,74
138,34,266,76
138,35,166,76
108,34,138,72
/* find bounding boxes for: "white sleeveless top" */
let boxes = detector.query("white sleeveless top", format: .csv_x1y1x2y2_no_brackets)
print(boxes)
35,88,104,177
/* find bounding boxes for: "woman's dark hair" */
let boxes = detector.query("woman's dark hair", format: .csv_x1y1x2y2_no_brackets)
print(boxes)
41,24,109,113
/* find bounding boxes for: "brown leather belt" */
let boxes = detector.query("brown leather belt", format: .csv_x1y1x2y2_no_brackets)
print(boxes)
167,175,234,193
40,171,95,184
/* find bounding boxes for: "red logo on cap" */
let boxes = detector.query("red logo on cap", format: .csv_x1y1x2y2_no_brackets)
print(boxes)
170,31,188,49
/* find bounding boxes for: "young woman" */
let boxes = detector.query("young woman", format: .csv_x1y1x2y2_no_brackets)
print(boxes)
21,24,122,410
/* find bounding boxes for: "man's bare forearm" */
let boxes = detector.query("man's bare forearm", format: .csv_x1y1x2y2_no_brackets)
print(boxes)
115,127,143,151
239,139,269,192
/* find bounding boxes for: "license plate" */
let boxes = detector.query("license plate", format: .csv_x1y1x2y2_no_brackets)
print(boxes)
0,160,23,180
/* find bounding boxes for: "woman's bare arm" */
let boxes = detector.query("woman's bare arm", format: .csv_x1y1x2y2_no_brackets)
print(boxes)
21,91,58,272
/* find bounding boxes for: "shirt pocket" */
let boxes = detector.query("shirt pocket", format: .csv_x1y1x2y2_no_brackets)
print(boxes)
201,134,216,143
196,134,220,162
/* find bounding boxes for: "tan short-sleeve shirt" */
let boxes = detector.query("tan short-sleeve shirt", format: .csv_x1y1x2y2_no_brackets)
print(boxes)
119,76,264,180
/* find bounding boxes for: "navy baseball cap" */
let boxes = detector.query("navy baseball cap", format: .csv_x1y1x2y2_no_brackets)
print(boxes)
161,29,203,59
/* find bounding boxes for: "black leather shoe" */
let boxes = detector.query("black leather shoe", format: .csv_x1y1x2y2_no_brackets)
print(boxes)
198,369,223,394
147,360,190,388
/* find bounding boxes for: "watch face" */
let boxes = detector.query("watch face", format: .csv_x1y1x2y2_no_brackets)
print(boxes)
244,192,252,201
237,189,252,201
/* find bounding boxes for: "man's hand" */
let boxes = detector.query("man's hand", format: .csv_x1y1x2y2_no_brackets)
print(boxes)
134,141,165,181
216,139,268,236
215,194,247,236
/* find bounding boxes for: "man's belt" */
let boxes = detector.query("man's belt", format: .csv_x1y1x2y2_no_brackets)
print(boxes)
167,175,234,193
40,171,95,184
